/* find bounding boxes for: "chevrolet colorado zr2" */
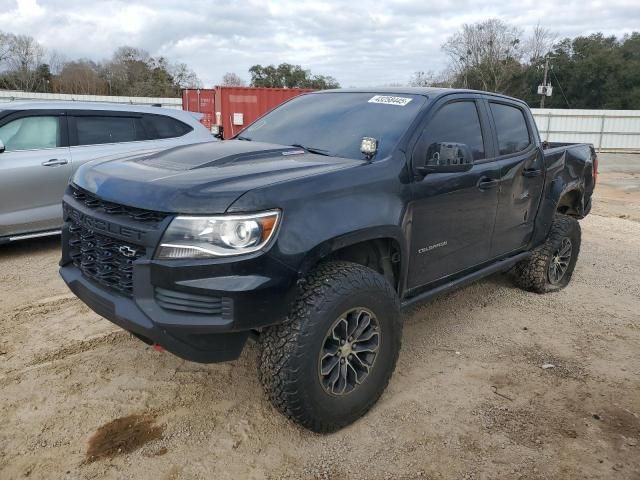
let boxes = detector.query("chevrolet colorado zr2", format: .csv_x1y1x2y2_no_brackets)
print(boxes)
60,88,596,432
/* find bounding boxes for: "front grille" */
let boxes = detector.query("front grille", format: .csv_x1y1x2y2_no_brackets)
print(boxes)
68,220,146,297
155,287,233,316
70,185,169,224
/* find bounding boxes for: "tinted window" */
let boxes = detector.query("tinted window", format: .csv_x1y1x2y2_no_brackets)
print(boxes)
490,103,530,155
420,101,485,160
75,116,138,145
0,116,60,151
241,92,427,160
141,114,192,139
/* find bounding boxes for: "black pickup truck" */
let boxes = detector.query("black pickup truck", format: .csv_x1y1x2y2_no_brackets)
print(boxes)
60,88,597,432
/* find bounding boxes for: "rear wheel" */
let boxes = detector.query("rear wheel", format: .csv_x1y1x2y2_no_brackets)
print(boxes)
258,261,402,433
511,214,581,293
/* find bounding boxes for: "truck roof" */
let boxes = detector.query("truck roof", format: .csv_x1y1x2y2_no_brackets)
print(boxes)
313,87,528,105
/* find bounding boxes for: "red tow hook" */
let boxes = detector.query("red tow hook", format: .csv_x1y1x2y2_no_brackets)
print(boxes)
152,344,165,352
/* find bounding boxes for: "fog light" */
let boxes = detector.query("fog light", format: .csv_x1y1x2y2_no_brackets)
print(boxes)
360,137,378,158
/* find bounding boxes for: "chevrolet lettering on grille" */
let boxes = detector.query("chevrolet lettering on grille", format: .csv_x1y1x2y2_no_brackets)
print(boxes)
64,204,147,241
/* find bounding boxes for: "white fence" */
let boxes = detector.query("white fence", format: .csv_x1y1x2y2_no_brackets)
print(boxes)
0,90,182,110
531,108,640,153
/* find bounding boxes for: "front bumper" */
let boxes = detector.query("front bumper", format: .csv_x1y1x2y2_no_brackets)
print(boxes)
60,255,298,363
59,189,298,363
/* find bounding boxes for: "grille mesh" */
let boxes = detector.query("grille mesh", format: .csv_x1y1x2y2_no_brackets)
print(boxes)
68,220,145,296
70,185,169,224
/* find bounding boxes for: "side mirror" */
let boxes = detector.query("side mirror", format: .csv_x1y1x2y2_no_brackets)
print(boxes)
0,140,5,154
417,142,473,174
211,125,224,140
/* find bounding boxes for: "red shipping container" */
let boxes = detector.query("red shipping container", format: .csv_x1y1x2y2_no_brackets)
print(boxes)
215,86,314,139
181,89,216,129
182,86,314,138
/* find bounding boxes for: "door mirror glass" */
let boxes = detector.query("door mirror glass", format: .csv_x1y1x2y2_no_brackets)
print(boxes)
0,139,5,153
418,142,473,174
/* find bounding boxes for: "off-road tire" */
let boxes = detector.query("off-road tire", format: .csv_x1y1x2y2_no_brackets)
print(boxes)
258,261,402,433
511,214,581,293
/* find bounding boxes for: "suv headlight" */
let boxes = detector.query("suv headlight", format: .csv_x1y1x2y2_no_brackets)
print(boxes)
156,210,280,259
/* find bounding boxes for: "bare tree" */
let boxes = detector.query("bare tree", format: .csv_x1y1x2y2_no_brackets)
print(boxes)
442,19,523,92
112,45,151,64
4,34,45,91
54,60,107,94
221,72,246,86
409,71,436,87
408,70,453,87
523,22,557,63
0,31,14,65
47,50,66,76
171,62,202,89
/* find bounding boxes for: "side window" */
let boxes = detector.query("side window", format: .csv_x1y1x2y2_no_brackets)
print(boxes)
489,103,531,155
0,116,60,151
75,116,139,146
420,101,485,160
141,114,192,140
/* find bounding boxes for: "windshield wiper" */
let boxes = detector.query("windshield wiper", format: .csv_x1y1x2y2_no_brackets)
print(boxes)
290,144,332,156
237,135,252,141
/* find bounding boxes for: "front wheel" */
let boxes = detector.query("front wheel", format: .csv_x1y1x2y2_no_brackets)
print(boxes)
258,261,402,433
511,214,581,293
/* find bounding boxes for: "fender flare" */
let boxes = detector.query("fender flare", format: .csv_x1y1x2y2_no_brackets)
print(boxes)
296,225,407,280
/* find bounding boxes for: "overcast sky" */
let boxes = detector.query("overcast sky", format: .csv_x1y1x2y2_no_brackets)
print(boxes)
1,0,638,87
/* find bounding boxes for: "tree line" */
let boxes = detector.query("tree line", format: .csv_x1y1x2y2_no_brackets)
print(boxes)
0,31,201,97
222,21,639,109
2,23,638,109
220,64,340,89
410,20,640,109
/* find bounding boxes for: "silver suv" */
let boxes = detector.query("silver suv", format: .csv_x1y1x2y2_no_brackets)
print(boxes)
0,102,214,243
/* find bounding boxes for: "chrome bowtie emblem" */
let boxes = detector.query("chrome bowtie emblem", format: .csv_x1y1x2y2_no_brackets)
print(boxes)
118,245,138,257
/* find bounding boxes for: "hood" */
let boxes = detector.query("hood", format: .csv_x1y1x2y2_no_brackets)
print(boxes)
72,140,364,214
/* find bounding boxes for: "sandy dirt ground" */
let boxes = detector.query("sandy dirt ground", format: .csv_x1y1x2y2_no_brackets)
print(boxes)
1,154,639,480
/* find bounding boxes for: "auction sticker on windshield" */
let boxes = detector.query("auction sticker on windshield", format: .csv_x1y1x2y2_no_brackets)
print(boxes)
368,95,412,106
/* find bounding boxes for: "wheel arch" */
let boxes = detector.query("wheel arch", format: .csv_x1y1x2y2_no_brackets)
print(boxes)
297,226,406,293
555,187,585,217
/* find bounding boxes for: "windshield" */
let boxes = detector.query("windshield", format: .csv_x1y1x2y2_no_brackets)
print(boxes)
239,92,427,160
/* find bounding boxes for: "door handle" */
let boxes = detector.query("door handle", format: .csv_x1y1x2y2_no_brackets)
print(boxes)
522,168,542,178
477,177,499,190
41,158,69,167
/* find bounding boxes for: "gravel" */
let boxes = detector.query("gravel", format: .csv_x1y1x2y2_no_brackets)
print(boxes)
0,158,639,479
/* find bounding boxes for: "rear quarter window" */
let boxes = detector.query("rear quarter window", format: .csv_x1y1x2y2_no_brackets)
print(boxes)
141,114,192,139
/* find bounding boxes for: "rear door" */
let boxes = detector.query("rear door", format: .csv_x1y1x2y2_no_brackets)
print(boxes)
68,111,197,173
407,96,500,289
68,112,152,174
485,99,545,257
0,110,71,237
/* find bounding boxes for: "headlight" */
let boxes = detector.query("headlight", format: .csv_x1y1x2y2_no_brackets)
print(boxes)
156,210,280,259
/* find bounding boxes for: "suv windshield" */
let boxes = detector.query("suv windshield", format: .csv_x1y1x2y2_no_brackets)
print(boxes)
240,92,427,160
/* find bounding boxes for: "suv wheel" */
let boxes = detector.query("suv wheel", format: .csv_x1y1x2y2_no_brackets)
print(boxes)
258,261,402,433
511,214,581,293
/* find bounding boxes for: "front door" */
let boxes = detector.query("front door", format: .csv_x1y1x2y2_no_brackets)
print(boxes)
407,99,499,289
0,112,71,237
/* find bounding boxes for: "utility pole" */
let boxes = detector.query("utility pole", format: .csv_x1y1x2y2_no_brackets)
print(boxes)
540,56,550,108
